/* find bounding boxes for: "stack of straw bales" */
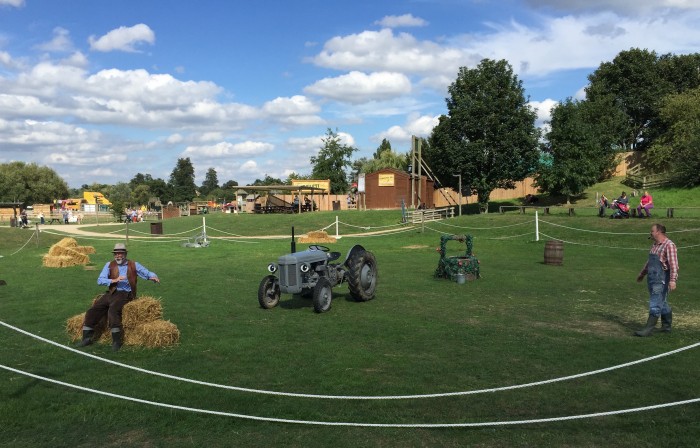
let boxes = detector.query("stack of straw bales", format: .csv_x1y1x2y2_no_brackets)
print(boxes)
297,230,336,244
43,237,96,268
66,295,179,348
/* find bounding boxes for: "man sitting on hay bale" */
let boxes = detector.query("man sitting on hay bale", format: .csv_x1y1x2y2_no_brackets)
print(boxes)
77,243,160,351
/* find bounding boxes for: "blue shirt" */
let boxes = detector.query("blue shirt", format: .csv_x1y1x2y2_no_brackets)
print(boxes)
97,260,157,292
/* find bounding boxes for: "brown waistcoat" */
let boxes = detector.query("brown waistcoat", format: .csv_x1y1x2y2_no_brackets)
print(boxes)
108,260,137,298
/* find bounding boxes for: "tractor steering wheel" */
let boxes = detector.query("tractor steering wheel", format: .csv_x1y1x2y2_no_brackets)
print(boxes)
308,245,330,252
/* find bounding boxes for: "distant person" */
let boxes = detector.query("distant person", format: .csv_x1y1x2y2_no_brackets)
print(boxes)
598,193,610,217
77,243,160,351
610,192,630,219
20,209,28,227
62,210,69,224
38,211,45,225
635,223,678,336
636,190,654,218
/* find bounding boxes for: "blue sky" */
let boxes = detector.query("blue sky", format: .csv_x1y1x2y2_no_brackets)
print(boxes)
1,0,699,188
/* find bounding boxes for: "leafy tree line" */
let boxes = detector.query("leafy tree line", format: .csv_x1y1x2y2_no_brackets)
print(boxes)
536,48,700,199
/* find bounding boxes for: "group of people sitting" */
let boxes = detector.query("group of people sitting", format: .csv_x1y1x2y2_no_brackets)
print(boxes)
599,190,654,219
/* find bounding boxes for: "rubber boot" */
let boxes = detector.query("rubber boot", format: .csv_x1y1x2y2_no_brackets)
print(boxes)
661,312,672,333
77,329,94,347
634,315,659,337
111,329,123,352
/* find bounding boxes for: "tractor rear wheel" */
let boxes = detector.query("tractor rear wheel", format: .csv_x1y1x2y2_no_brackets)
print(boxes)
258,275,280,309
312,277,332,313
348,250,377,302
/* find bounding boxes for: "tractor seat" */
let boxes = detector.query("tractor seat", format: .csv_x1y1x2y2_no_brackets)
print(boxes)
327,252,341,262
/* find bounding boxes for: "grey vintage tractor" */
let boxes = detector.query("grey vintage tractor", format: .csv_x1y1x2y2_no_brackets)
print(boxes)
258,244,377,313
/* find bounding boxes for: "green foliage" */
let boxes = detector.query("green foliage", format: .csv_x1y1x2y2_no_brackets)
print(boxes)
535,98,627,200
647,87,700,186
586,48,700,152
425,59,540,211
0,162,69,204
373,138,392,159
359,149,409,173
251,174,283,186
284,172,311,184
200,168,219,195
168,157,197,202
221,179,239,190
310,128,357,194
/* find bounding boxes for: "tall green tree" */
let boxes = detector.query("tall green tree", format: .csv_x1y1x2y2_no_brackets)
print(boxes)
373,138,392,159
168,157,197,202
200,168,219,195
310,128,357,194
252,174,283,186
535,98,627,202
0,162,69,204
647,87,700,186
425,59,540,212
586,48,674,152
360,149,409,173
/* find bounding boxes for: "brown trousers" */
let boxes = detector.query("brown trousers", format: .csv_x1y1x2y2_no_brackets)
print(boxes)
84,290,133,330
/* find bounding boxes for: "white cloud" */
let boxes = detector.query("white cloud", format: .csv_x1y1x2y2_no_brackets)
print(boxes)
0,0,24,7
373,113,440,144
529,98,558,127
262,95,324,125
183,141,275,157
375,14,428,28
36,27,73,52
304,71,411,104
89,24,155,53
311,29,470,78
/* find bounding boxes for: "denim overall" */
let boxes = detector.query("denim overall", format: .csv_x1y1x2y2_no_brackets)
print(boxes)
646,252,672,317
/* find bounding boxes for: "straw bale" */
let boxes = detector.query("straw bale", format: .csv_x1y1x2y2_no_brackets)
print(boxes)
127,320,180,347
121,296,163,327
57,237,78,247
65,295,177,348
297,230,337,244
43,239,94,267
43,254,86,268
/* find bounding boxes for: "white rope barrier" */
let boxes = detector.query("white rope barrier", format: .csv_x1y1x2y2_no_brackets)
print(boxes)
1,363,698,427
432,220,534,230
1,320,698,400
538,232,649,251
4,232,36,256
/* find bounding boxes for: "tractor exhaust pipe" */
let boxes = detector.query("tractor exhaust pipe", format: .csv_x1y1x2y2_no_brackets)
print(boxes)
291,226,296,253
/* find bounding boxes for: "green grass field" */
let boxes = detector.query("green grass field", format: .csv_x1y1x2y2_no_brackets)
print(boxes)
1,188,700,447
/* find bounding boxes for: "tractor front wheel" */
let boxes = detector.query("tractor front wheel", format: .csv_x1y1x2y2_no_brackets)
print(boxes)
312,277,332,313
258,275,280,309
348,250,377,302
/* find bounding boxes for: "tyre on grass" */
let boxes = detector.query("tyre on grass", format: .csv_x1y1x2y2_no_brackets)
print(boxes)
258,275,280,309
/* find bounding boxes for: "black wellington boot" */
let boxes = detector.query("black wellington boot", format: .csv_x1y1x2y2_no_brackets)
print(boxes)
111,330,123,352
77,329,94,347
634,315,659,337
661,312,673,332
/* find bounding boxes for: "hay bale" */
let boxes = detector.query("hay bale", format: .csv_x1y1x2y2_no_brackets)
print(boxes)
43,254,86,268
127,320,180,347
121,296,163,327
57,237,78,247
43,239,94,267
297,230,337,244
65,295,176,348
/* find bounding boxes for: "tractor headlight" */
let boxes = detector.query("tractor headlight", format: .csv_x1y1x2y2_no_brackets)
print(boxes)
267,263,278,273
300,263,310,273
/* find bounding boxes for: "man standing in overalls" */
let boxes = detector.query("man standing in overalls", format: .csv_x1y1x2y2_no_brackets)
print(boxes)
635,224,679,337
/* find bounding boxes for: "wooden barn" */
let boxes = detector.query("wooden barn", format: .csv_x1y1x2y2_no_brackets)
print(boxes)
364,168,434,210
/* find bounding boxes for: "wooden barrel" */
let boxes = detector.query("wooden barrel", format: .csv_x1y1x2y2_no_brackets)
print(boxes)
544,240,564,266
